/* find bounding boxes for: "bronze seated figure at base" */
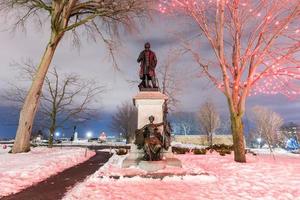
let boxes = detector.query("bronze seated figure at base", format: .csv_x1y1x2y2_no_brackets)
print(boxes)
135,115,171,161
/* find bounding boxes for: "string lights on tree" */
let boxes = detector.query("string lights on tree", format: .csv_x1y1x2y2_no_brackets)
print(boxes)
158,0,300,162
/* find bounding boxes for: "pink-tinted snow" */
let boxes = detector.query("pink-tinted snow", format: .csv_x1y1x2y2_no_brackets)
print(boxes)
63,152,300,200
0,147,95,197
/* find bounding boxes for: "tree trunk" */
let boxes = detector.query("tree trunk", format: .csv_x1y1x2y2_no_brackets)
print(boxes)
49,133,54,147
210,132,213,149
12,34,61,153
48,109,57,148
230,113,246,162
48,125,55,148
207,133,210,143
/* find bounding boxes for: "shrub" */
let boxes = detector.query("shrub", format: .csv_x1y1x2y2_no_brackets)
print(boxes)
172,146,190,154
31,143,38,148
220,149,231,155
205,144,234,156
116,148,128,155
193,148,207,155
219,151,226,156
206,144,233,152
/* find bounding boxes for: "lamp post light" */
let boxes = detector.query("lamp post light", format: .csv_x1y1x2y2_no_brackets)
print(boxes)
86,131,93,140
257,138,262,148
85,131,93,157
119,132,122,142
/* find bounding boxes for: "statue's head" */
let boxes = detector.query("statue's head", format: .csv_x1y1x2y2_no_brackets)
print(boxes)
149,115,155,123
144,42,150,50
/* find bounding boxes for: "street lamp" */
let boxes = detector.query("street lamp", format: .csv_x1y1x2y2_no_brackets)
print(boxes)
257,138,262,148
85,131,93,157
55,132,60,138
86,131,93,139
119,132,122,142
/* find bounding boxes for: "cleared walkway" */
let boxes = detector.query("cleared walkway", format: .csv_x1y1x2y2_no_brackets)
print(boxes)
1,151,112,200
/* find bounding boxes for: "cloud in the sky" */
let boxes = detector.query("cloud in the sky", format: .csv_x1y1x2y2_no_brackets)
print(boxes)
0,12,299,138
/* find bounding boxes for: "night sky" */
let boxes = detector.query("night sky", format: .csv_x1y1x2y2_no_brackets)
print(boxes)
0,13,299,139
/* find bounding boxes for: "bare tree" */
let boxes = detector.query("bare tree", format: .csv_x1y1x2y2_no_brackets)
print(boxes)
159,49,187,111
172,111,198,135
198,100,220,148
110,101,137,143
251,106,284,149
0,0,151,153
158,49,193,133
161,0,300,162
4,61,104,147
217,116,231,135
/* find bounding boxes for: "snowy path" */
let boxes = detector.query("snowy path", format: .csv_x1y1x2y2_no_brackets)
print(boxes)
0,147,95,198
1,151,111,200
63,152,300,200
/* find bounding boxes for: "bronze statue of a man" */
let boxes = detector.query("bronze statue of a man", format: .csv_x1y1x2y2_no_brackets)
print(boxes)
137,42,158,89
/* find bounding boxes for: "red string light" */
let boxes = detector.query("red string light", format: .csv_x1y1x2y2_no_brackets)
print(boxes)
159,0,300,98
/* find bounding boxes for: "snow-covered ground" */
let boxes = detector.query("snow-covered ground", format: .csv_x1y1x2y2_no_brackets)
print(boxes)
59,141,129,146
0,146,95,197
250,148,300,156
64,151,300,200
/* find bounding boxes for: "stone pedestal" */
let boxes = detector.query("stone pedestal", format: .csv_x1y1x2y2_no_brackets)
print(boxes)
133,90,168,156
122,90,181,171
133,91,168,133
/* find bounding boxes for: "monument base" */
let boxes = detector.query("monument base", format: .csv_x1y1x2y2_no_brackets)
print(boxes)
122,144,182,172
122,144,143,168
139,88,160,92
161,148,174,159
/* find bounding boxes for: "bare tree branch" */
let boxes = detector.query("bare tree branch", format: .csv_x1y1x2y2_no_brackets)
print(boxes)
110,101,137,143
162,0,300,162
251,105,284,152
3,60,105,147
198,99,221,147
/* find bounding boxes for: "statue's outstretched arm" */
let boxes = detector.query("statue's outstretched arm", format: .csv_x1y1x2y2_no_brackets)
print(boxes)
136,124,147,133
154,122,164,127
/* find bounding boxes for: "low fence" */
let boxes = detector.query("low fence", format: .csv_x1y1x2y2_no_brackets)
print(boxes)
174,135,233,146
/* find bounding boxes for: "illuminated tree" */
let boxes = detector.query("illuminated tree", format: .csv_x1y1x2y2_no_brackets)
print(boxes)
1,0,151,153
160,0,300,162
